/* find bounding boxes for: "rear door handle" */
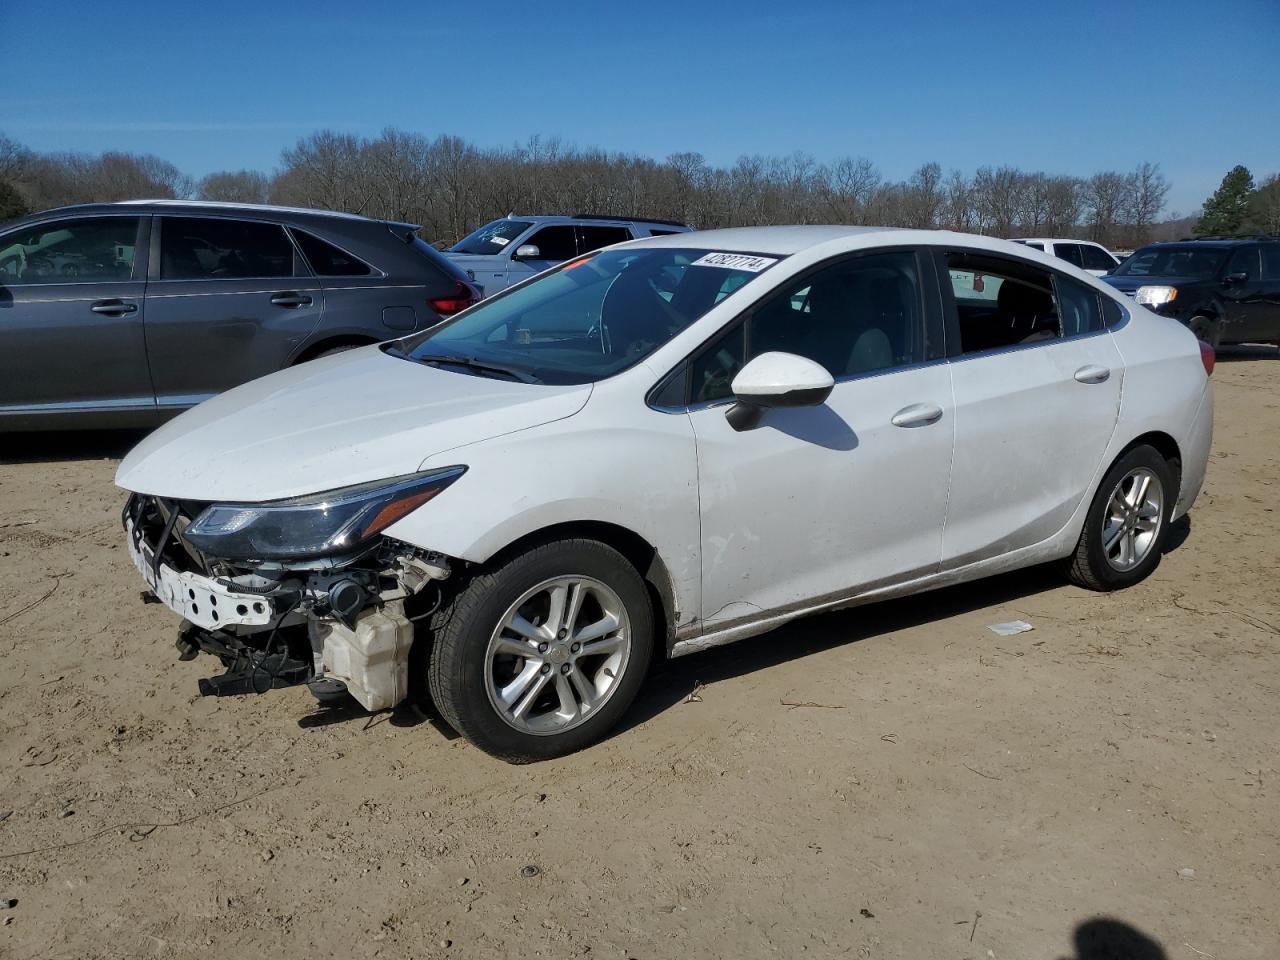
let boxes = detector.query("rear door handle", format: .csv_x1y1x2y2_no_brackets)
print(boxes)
270,292,313,308
90,299,137,316
891,403,944,428
1074,364,1111,384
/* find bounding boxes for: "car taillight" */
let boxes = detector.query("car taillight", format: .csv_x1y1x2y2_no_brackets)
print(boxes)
1198,339,1215,377
429,281,479,316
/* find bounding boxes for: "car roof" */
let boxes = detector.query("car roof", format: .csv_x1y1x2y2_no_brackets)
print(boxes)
1012,237,1106,245
500,214,689,228
627,226,1139,265
13,199,420,233
1143,238,1258,248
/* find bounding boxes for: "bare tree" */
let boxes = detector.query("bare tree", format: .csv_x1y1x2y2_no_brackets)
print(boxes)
198,170,272,204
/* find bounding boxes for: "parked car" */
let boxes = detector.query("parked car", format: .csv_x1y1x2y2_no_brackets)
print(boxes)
444,213,690,295
0,200,479,430
1103,238,1280,347
116,227,1213,762
1011,238,1120,276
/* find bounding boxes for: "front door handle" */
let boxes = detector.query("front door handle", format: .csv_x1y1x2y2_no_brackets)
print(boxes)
891,403,944,428
1074,364,1111,384
90,299,137,316
270,292,313,308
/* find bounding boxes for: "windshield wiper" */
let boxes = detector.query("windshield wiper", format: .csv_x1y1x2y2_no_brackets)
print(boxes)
413,354,542,384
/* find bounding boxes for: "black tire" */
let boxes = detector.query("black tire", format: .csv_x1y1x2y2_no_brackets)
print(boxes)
427,539,654,762
1066,445,1176,591
1188,315,1221,349
312,343,364,359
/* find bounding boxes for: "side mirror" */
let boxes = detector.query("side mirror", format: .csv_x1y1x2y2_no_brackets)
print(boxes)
513,244,541,260
1222,272,1248,286
725,352,834,431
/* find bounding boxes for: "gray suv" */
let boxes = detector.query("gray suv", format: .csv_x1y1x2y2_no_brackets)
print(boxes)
0,200,480,430
444,214,690,295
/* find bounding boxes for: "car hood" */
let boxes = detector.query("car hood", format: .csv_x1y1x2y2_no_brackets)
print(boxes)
1103,274,1197,293
116,346,591,502
442,252,505,266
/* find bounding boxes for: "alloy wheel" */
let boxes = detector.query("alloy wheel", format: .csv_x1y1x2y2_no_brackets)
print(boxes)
484,576,631,735
1101,466,1164,571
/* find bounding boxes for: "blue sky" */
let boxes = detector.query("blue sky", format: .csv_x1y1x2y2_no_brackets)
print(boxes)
3,0,1277,216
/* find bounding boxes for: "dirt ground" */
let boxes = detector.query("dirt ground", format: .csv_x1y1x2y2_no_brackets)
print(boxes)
1,347,1277,960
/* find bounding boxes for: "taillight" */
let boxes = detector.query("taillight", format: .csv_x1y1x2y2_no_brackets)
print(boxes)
1198,339,1215,377
429,281,479,316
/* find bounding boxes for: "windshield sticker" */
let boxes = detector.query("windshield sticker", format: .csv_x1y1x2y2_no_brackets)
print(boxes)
691,252,778,272
490,235,510,246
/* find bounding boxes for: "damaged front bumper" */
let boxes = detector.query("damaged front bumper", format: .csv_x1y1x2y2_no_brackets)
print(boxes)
122,493,451,711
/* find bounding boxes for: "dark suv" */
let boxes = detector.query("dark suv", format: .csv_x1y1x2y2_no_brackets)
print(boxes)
1103,238,1280,348
0,200,480,430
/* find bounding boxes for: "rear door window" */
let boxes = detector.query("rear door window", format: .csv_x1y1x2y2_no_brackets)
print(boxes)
1054,243,1085,268
1261,245,1280,281
0,217,141,284
159,217,295,280
292,229,373,276
1079,244,1117,272
1225,245,1260,281
1054,275,1105,336
576,225,632,254
946,252,1060,353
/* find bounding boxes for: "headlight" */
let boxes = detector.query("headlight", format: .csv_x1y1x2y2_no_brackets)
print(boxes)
1135,285,1178,307
183,467,465,561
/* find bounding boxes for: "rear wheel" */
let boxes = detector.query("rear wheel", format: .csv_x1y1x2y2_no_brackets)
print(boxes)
1188,315,1221,349
427,539,654,762
1066,445,1175,591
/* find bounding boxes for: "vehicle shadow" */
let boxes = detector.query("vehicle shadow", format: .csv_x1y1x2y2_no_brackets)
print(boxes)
1216,343,1280,362
620,561,1066,734
1058,916,1167,960
618,523,1190,737
0,429,150,465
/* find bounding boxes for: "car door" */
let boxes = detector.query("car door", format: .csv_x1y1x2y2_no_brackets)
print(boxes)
1079,242,1119,277
1052,242,1086,271
575,224,632,256
937,248,1124,568
1219,245,1268,343
143,215,322,409
509,224,578,286
684,249,954,631
1258,244,1280,342
0,214,155,421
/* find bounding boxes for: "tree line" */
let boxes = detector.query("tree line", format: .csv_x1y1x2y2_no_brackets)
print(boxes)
1,128,1272,249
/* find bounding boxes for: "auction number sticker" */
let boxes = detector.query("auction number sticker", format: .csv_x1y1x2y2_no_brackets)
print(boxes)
691,252,778,272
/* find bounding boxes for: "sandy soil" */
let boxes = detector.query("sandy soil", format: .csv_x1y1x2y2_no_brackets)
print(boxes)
1,347,1277,960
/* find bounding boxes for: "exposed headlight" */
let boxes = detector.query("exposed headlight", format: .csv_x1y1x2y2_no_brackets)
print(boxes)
183,467,465,561
1135,285,1178,307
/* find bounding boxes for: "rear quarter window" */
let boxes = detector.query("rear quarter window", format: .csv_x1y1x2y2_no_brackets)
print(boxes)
293,229,374,277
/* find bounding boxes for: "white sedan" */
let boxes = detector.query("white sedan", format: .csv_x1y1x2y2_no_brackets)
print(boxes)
116,226,1214,762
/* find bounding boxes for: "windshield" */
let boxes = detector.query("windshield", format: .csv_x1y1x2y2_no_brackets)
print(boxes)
448,219,533,256
1113,246,1226,279
392,247,779,385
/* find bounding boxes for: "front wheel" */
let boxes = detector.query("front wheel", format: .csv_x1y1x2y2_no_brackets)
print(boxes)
427,539,654,762
1188,315,1221,349
1066,445,1175,591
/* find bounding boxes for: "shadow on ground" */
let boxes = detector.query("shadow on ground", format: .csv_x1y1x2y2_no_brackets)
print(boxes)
1216,343,1280,362
0,429,149,465
1061,916,1168,960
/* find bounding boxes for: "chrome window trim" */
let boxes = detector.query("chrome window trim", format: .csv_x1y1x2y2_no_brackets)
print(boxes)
287,226,387,280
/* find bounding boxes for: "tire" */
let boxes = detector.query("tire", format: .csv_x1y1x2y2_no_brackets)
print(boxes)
1188,315,1221,349
427,539,654,762
1066,445,1176,591
312,344,364,360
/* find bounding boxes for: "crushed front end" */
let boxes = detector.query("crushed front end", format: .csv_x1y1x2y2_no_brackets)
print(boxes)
121,469,462,711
